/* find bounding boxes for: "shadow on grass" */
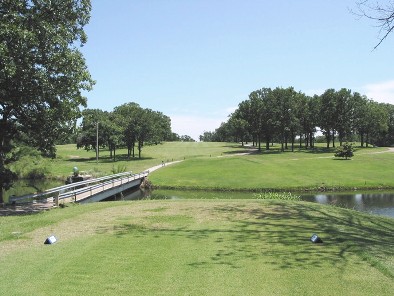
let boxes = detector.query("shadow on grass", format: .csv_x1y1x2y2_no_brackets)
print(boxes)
66,154,154,163
100,201,394,276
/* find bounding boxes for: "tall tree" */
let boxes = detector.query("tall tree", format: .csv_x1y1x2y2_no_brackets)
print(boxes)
319,89,337,148
0,0,94,203
352,92,370,147
334,88,353,145
271,87,296,152
77,109,107,159
113,102,141,159
364,101,388,147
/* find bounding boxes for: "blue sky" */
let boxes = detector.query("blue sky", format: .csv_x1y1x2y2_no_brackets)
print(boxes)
81,0,394,140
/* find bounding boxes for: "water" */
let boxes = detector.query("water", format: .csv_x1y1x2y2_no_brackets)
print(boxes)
6,180,394,219
301,192,394,218
3,179,64,203
122,189,394,219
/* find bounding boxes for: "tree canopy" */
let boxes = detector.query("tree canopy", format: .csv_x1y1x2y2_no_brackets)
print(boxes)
201,87,394,150
0,0,94,203
77,103,174,161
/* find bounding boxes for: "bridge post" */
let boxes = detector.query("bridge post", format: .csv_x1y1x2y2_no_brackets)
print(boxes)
54,192,59,207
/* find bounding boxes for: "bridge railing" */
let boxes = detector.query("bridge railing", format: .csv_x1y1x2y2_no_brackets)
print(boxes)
58,171,149,202
9,171,147,204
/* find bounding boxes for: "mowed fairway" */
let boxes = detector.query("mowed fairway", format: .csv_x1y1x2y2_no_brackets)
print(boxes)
150,146,394,191
1,200,393,295
2,142,394,295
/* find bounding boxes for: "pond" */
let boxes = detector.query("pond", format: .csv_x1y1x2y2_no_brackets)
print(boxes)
119,189,394,219
5,180,394,219
2,179,65,203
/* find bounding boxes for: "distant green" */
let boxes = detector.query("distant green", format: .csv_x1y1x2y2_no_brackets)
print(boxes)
149,144,394,191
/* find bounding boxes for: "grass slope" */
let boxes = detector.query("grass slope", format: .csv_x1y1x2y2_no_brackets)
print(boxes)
50,142,245,178
150,145,394,191
32,142,394,191
1,200,393,295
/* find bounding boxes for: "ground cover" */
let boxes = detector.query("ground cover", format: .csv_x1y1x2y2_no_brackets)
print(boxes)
40,142,394,192
0,200,393,295
50,142,245,178
149,144,394,191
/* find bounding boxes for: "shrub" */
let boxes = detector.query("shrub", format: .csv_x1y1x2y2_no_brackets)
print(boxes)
10,146,51,179
334,143,354,159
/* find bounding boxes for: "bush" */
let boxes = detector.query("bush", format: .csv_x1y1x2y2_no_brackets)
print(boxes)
334,143,354,159
10,146,51,179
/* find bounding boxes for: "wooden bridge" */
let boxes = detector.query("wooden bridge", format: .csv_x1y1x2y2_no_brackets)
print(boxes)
9,171,149,207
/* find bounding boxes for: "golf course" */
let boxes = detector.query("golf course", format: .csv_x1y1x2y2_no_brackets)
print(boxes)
1,142,394,295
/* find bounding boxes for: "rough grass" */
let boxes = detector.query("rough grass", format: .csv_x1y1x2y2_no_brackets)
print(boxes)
0,200,393,295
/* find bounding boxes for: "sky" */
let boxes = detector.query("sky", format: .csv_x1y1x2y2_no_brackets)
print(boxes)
80,0,394,140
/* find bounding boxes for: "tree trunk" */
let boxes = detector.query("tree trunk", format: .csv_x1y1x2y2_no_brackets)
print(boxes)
366,133,369,148
285,134,288,150
332,130,335,148
326,131,330,148
138,140,143,158
258,136,261,151
360,133,365,147
291,132,295,152
299,134,303,149
309,133,314,148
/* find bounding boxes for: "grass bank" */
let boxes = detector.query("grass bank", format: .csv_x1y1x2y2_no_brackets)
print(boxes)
49,142,245,178
10,142,394,192
149,144,394,191
0,200,393,295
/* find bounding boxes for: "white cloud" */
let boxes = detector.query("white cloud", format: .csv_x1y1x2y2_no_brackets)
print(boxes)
362,80,394,104
170,115,225,141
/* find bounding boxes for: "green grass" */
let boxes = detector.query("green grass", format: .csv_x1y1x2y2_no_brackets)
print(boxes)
0,200,393,295
51,142,245,178
41,142,394,192
149,144,394,191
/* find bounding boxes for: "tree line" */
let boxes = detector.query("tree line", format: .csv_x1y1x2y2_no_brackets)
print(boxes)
77,102,195,161
200,87,394,150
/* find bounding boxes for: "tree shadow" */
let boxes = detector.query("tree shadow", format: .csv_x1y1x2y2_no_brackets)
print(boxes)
65,155,154,163
99,201,394,275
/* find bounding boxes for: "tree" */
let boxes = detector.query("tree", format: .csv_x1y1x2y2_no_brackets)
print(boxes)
354,0,394,49
334,143,354,160
227,115,249,145
77,109,106,159
113,103,141,159
271,87,297,152
180,135,196,142
0,0,94,203
364,101,388,147
319,89,337,148
352,92,370,147
334,88,353,145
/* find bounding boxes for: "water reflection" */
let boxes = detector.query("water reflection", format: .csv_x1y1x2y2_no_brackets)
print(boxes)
3,179,64,203
301,192,394,218
120,189,394,218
